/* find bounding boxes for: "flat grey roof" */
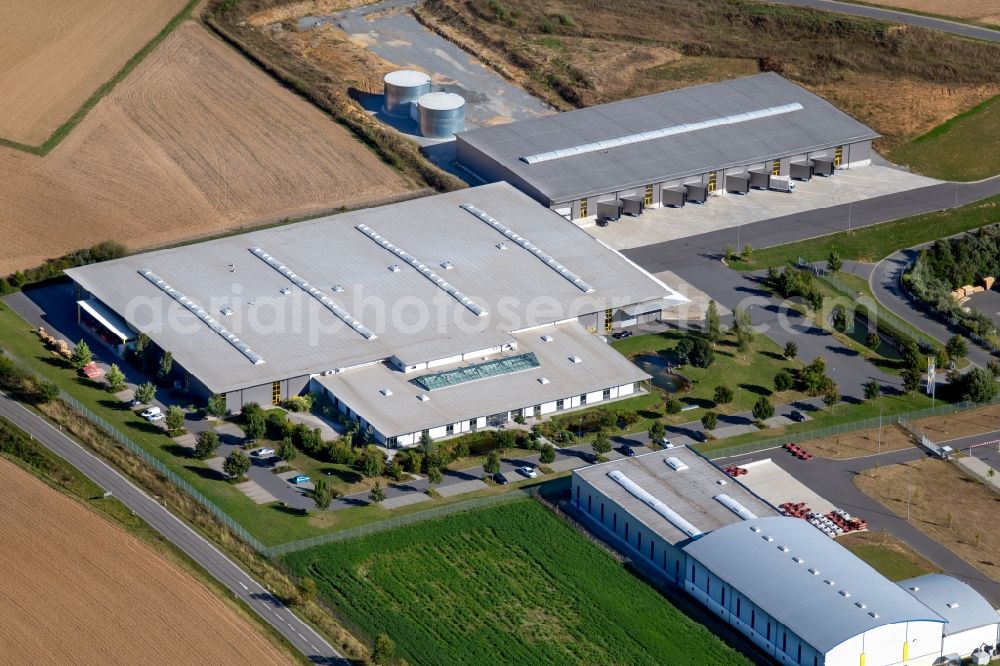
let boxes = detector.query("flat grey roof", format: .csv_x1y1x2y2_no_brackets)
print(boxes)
899,574,999,636
66,183,682,393
457,73,879,204
683,517,944,653
316,322,649,437
573,447,778,545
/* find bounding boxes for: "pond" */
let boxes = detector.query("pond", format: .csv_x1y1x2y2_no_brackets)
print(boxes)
631,354,686,393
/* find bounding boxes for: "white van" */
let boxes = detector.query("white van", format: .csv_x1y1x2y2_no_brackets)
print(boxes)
140,406,162,420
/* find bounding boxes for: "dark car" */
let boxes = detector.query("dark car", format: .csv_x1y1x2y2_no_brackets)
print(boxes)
493,472,509,485
583,452,599,464
789,410,806,423
622,445,636,457
692,430,707,443
612,330,633,340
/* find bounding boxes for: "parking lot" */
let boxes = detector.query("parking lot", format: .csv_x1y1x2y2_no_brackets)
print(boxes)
586,165,940,251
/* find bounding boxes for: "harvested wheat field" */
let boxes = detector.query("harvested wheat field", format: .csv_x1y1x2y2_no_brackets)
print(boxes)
0,0,189,145
0,21,414,275
0,458,291,664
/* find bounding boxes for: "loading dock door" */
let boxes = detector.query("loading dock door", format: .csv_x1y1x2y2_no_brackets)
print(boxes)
725,174,750,194
662,187,686,207
596,200,622,221
685,184,708,203
749,170,770,190
790,161,813,181
621,196,644,216
811,158,835,176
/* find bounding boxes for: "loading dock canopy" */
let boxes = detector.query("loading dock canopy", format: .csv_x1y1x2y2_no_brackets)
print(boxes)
661,187,686,207
790,161,813,181
596,200,622,220
749,171,770,189
811,158,834,175
77,299,135,342
621,196,644,215
725,174,749,194
685,184,708,202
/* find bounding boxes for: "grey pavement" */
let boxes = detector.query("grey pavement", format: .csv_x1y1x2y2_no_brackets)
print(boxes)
768,0,1000,42
0,390,345,664
721,444,1000,605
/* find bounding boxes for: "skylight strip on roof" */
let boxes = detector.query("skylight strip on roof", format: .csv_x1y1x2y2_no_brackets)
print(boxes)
248,247,377,340
608,470,702,538
413,352,540,391
353,224,487,317
137,269,265,365
520,102,803,164
459,204,595,293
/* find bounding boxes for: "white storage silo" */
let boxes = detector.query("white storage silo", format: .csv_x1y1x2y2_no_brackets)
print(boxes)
417,92,466,139
383,70,432,118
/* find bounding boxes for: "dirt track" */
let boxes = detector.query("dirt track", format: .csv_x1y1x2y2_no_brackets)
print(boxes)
0,0,188,145
0,457,292,664
0,22,413,274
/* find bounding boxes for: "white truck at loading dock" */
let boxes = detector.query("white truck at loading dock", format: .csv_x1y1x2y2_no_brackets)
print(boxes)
768,175,795,193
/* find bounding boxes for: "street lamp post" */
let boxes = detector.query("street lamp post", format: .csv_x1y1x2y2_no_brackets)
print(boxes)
876,406,883,457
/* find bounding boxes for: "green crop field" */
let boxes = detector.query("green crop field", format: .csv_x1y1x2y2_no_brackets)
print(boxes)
285,500,749,666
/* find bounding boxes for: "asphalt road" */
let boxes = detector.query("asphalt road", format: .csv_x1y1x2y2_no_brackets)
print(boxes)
0,391,346,665
768,0,1000,42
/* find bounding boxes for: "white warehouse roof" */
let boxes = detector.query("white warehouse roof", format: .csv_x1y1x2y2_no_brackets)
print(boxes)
899,574,1000,636
683,516,945,654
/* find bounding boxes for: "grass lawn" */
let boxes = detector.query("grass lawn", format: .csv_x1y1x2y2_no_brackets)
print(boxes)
285,500,750,666
838,531,940,581
611,329,804,428
730,194,1000,269
890,95,1000,182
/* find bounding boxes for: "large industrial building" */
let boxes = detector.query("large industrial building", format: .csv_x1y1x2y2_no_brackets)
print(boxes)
65,183,686,446
456,73,879,220
572,449,1000,666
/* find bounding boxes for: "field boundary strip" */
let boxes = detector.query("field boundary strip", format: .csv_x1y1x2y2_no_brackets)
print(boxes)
0,0,201,156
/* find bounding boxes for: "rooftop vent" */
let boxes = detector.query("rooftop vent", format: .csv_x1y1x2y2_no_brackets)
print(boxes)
389,264,401,272
947,602,960,609
824,580,836,586
909,586,920,592
541,334,554,342
868,611,879,619
440,261,454,270
496,242,508,250
778,545,790,552
332,284,345,292
538,376,549,384
808,568,820,576
280,287,292,295
839,590,851,598
665,457,688,471
417,394,430,402
792,556,805,564
569,356,582,364
855,602,866,609
220,307,233,317
716,479,727,485
380,388,393,397
750,526,761,533
762,535,774,542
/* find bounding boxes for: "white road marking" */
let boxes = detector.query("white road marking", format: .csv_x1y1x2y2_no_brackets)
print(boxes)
239,581,249,590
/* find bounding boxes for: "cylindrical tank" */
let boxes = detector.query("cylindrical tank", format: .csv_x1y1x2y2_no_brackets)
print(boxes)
383,70,431,117
417,92,466,139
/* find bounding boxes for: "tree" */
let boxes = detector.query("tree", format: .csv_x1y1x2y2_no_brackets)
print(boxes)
592,432,612,460
484,450,501,475
823,383,840,410
360,445,386,478
733,308,754,356
689,337,715,368
240,401,263,422
297,578,317,605
368,482,386,504
901,366,922,395
244,411,265,441
418,430,435,453
752,396,775,421
742,244,753,262
901,341,922,373
134,381,156,405
866,331,881,350
223,449,250,480
71,340,92,370
774,370,793,392
863,379,881,402
827,249,842,273
783,340,798,360
539,443,556,464
36,380,59,403
194,430,220,459
800,357,830,395
706,300,721,342
105,363,125,392
665,397,683,414
945,335,968,361
427,465,443,485
277,436,297,462
831,306,848,333
962,368,998,403
701,411,718,430
372,633,396,666
713,385,733,405
312,478,332,509
724,244,736,262
166,405,185,432
157,351,173,382
649,420,666,443
207,393,227,418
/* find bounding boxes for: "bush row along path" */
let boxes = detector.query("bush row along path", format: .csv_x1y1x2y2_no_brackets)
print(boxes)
0,390,345,665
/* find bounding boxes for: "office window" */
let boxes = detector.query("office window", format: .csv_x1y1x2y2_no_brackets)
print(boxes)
649,540,654,559
469,419,477,432
766,623,771,641
691,564,696,585
751,610,756,630
798,645,802,662
445,423,454,436
421,429,429,440
556,398,565,411
782,633,787,652
587,495,592,512
600,503,604,521
637,532,642,550
602,388,611,400
533,404,541,418
737,598,741,617
633,381,641,392
579,393,587,406
386,436,398,447
721,587,725,606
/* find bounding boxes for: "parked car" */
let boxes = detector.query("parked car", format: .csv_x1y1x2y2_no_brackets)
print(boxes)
140,406,161,420
147,412,165,422
622,445,636,457
582,452,598,464
251,447,276,458
691,430,707,443
493,472,509,485
290,475,310,485
789,410,806,423
661,437,675,449
611,330,633,340
518,465,538,479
